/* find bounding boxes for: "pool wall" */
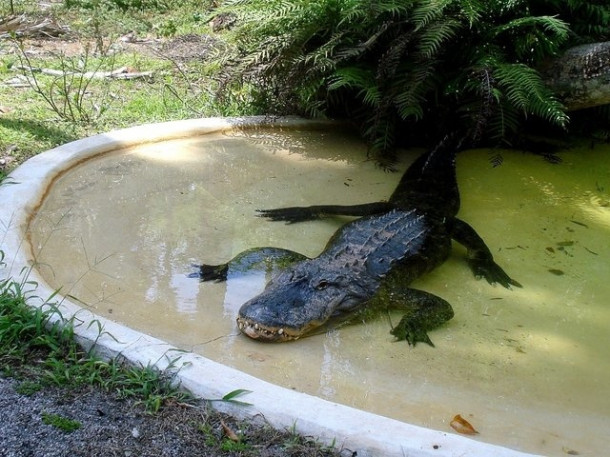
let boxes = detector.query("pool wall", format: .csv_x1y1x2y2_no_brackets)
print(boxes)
0,117,543,457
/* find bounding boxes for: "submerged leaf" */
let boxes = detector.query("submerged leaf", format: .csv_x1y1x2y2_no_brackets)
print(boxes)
450,414,479,435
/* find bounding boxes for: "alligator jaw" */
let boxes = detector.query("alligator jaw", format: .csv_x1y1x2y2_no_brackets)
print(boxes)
236,316,301,342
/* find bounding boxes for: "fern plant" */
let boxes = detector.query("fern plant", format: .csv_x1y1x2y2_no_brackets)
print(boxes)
216,0,609,158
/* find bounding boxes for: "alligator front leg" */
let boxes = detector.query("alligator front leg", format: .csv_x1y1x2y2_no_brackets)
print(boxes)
192,247,307,282
451,218,522,288
257,202,394,223
373,287,454,347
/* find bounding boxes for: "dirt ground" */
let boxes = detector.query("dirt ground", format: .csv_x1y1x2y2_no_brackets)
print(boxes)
0,376,348,457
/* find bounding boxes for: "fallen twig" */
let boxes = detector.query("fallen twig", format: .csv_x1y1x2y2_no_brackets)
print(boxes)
0,14,67,38
3,74,34,87
12,64,154,80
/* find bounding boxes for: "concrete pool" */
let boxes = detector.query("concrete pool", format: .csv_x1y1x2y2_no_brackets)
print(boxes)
2,117,608,456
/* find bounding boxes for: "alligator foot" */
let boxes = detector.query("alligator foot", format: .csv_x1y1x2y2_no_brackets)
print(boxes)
468,258,522,289
451,218,521,289
192,247,309,282
390,316,436,347
374,287,455,347
192,263,229,282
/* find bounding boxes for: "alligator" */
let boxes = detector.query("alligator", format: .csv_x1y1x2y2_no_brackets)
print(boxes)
194,136,521,346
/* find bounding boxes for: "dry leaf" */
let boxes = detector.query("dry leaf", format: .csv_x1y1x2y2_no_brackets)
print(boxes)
220,419,240,442
450,414,479,435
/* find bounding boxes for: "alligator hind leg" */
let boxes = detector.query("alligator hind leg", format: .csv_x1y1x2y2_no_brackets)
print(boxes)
192,247,307,282
374,287,454,347
451,218,522,288
257,202,394,223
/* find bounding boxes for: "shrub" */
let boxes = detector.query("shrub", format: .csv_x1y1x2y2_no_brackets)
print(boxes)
64,0,170,12
217,0,610,158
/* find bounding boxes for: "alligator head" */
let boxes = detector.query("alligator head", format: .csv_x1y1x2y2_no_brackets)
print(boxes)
236,259,370,341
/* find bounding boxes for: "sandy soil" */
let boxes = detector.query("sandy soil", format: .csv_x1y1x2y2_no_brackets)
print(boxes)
0,376,347,457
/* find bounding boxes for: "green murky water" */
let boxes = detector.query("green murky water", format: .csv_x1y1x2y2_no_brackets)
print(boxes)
29,128,610,456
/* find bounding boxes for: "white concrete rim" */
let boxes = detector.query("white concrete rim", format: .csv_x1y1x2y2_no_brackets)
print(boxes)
0,116,543,457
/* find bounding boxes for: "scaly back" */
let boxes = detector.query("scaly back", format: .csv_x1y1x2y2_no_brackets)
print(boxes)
389,135,462,217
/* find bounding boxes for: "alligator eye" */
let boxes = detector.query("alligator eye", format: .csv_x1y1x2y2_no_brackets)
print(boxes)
314,279,329,290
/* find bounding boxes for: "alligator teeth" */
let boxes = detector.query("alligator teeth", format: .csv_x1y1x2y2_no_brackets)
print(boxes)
236,317,297,341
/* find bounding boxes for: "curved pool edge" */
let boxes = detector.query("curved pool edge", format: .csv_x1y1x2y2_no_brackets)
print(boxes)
0,117,543,457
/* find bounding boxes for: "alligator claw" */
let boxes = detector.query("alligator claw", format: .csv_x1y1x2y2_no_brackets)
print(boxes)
468,259,522,289
390,316,435,347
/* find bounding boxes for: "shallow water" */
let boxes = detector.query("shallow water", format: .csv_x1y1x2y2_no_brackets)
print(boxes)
28,127,610,456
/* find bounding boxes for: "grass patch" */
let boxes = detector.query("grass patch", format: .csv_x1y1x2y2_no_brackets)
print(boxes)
0,271,194,412
41,412,82,433
14,379,43,395
0,0,261,164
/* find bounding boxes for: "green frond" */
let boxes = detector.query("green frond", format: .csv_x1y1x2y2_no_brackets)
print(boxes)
297,32,346,74
337,1,370,26
334,24,388,62
456,0,485,27
376,33,412,80
371,0,414,17
492,15,570,60
563,1,610,41
327,66,374,92
416,18,461,58
412,0,454,31
364,111,397,159
393,63,436,121
216,0,599,157
328,66,381,107
494,15,569,39
493,63,568,128
360,86,383,107
487,103,521,141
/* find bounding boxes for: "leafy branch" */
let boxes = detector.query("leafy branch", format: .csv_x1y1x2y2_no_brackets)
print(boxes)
214,0,610,158
13,40,114,125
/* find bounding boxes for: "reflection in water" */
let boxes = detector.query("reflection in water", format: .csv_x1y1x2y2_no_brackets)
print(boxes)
170,272,199,315
223,270,267,316
28,129,610,457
